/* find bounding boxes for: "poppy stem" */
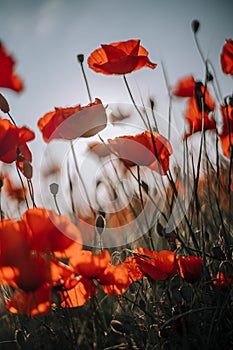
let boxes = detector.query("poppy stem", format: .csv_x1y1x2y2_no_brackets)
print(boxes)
53,194,61,215
77,55,92,103
70,140,96,218
160,61,172,140
7,112,16,126
15,164,29,209
123,75,148,128
137,165,155,250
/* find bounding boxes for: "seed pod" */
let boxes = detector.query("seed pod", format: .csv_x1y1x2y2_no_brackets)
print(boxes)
95,214,106,235
77,54,84,63
0,93,10,113
23,160,33,179
191,20,200,34
50,182,59,195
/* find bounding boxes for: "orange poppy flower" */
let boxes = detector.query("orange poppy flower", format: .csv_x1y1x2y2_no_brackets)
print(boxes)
0,118,35,164
219,103,233,158
38,98,107,142
22,207,83,258
134,248,178,280
177,256,202,283
220,39,233,75
0,42,24,92
88,39,157,75
108,131,172,175
172,75,195,97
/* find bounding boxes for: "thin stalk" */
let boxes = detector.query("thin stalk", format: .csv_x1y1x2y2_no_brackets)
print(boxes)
53,194,61,215
137,165,155,250
70,140,96,218
78,56,92,103
123,75,148,128
15,164,29,209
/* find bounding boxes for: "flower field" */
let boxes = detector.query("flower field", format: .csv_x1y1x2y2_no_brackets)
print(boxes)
0,20,232,349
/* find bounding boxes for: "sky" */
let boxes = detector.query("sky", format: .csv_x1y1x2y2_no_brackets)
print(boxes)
0,0,232,213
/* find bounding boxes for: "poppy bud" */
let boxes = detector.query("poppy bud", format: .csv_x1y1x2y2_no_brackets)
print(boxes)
0,93,10,113
77,54,84,63
95,214,106,235
50,182,59,195
206,71,213,82
22,160,33,179
191,20,200,33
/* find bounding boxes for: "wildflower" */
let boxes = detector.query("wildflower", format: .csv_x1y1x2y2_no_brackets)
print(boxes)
108,131,172,175
172,75,195,97
177,256,203,283
172,76,216,137
213,271,233,291
220,39,233,75
134,248,178,280
88,39,157,75
0,42,24,92
0,118,35,164
219,102,233,158
22,207,83,258
88,141,110,158
38,98,107,142
0,208,82,316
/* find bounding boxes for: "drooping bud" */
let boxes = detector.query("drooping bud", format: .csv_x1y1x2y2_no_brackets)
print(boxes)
22,160,33,179
191,20,200,34
50,182,59,195
77,54,84,63
0,93,10,113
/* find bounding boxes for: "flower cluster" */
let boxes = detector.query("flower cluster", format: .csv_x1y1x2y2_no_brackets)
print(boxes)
0,33,232,324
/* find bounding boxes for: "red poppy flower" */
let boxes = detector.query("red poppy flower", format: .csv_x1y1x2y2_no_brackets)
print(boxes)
177,256,202,283
22,207,83,258
88,141,111,158
220,39,233,75
7,283,51,316
108,131,172,175
213,272,233,291
134,248,178,280
172,77,216,137
88,39,157,75
69,250,111,278
0,118,35,164
185,96,216,137
0,42,24,92
58,276,97,308
172,75,196,97
38,98,107,142
219,103,233,158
